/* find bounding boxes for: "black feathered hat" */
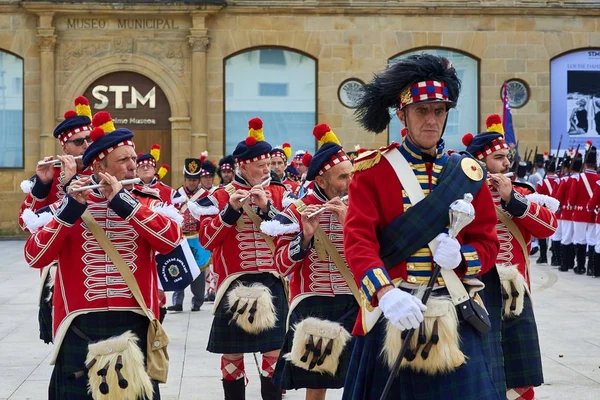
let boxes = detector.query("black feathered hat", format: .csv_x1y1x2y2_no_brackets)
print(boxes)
354,53,461,133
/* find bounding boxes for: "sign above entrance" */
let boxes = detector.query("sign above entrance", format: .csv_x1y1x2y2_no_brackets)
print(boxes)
83,72,171,130
56,16,190,31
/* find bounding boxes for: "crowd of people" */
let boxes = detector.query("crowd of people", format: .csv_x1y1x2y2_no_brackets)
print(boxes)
18,54,569,400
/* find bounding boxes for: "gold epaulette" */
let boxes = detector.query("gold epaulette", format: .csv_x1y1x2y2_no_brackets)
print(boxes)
351,150,381,173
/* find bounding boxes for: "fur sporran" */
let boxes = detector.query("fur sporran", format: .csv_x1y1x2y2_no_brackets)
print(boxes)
226,283,277,334
382,296,465,375
85,331,154,400
284,317,351,375
497,265,526,319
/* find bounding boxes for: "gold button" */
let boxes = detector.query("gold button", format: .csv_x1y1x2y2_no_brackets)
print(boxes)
407,264,415,270
408,276,417,283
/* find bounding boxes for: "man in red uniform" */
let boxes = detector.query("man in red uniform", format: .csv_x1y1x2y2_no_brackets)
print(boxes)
464,119,558,400
218,155,236,186
271,143,300,193
199,118,288,399
24,112,182,399
342,54,501,399
555,154,583,272
18,96,96,345
263,124,357,400
135,144,175,204
567,147,598,274
586,171,600,277
536,158,561,266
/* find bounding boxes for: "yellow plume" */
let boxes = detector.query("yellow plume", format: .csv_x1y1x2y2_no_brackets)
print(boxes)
157,164,169,180
98,120,116,134
150,144,161,162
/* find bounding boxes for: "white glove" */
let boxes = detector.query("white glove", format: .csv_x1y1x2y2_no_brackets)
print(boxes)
379,288,427,331
433,233,462,270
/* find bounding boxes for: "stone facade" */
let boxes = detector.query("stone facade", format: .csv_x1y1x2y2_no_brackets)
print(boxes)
1,0,600,235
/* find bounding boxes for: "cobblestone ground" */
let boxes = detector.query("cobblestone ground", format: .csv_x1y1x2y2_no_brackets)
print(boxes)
1,240,599,399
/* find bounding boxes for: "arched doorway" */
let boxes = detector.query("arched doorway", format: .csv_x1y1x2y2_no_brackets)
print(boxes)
83,72,173,186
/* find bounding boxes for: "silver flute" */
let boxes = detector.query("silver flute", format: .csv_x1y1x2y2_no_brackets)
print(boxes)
240,177,272,202
69,178,141,193
307,194,349,219
38,155,83,166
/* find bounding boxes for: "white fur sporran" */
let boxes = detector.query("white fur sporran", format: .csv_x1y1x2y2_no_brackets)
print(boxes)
284,317,351,375
497,265,526,319
226,283,277,334
85,331,154,400
382,296,465,375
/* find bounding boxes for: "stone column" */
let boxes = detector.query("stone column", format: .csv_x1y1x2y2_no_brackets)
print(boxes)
36,13,57,159
169,116,192,181
188,13,211,158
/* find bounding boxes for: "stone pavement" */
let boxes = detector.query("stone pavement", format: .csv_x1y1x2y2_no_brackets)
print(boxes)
1,239,599,399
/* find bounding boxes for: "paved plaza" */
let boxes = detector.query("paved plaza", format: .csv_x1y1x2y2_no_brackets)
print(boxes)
1,239,599,399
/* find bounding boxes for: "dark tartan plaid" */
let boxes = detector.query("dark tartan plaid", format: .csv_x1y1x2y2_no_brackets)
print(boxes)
207,273,288,354
480,268,507,396
502,295,544,388
39,273,54,344
378,152,487,269
272,295,358,390
49,311,160,400
342,313,504,400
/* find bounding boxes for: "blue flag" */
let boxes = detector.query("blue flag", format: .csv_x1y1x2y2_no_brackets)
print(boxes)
502,82,518,160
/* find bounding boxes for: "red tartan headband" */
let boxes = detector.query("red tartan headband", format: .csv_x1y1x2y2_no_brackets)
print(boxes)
271,149,287,161
58,125,93,145
93,140,135,164
220,163,234,171
318,150,350,176
236,153,270,166
137,158,156,168
474,137,509,160
399,80,450,110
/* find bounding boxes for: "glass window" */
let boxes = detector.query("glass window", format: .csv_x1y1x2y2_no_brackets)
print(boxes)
0,51,23,168
225,48,316,155
388,49,478,152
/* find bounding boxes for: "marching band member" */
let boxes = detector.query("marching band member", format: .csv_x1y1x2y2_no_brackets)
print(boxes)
262,124,357,400
586,170,600,277
463,118,558,400
218,155,236,186
135,144,175,204
168,153,215,312
536,157,561,266
271,143,300,193
555,153,582,272
24,112,182,399
198,117,289,400
342,54,501,399
18,96,95,345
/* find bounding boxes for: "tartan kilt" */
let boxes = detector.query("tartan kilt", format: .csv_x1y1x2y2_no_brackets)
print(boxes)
272,294,358,390
38,268,54,344
479,267,507,395
342,306,504,399
502,295,544,388
207,273,288,354
49,311,160,400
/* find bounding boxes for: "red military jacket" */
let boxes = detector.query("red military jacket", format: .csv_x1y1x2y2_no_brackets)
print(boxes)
555,175,576,221
536,174,561,219
263,184,352,308
19,166,93,232
136,177,175,205
492,184,558,285
586,181,600,224
24,185,182,362
173,185,217,234
344,140,499,336
199,174,287,301
280,176,300,194
567,169,599,223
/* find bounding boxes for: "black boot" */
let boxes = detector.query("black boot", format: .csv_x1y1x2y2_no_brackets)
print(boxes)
223,378,245,400
575,244,587,275
559,244,571,271
536,238,548,264
595,251,600,278
588,247,595,276
260,375,282,400
551,241,561,266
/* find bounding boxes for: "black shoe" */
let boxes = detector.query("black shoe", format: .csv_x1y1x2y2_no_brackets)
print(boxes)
223,378,245,400
167,304,183,312
260,375,282,400
536,255,548,264
559,245,570,271
588,249,595,276
595,250,600,278
530,246,539,256
575,244,587,275
204,292,216,302
551,241,561,266
191,305,201,312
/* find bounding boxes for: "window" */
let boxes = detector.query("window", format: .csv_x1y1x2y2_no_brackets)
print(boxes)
259,83,288,97
388,49,479,152
225,48,316,155
0,51,24,168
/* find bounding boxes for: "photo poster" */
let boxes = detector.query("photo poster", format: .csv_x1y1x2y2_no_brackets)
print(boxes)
551,49,600,156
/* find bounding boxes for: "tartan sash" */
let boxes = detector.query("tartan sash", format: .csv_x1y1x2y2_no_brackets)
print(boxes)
377,152,486,269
